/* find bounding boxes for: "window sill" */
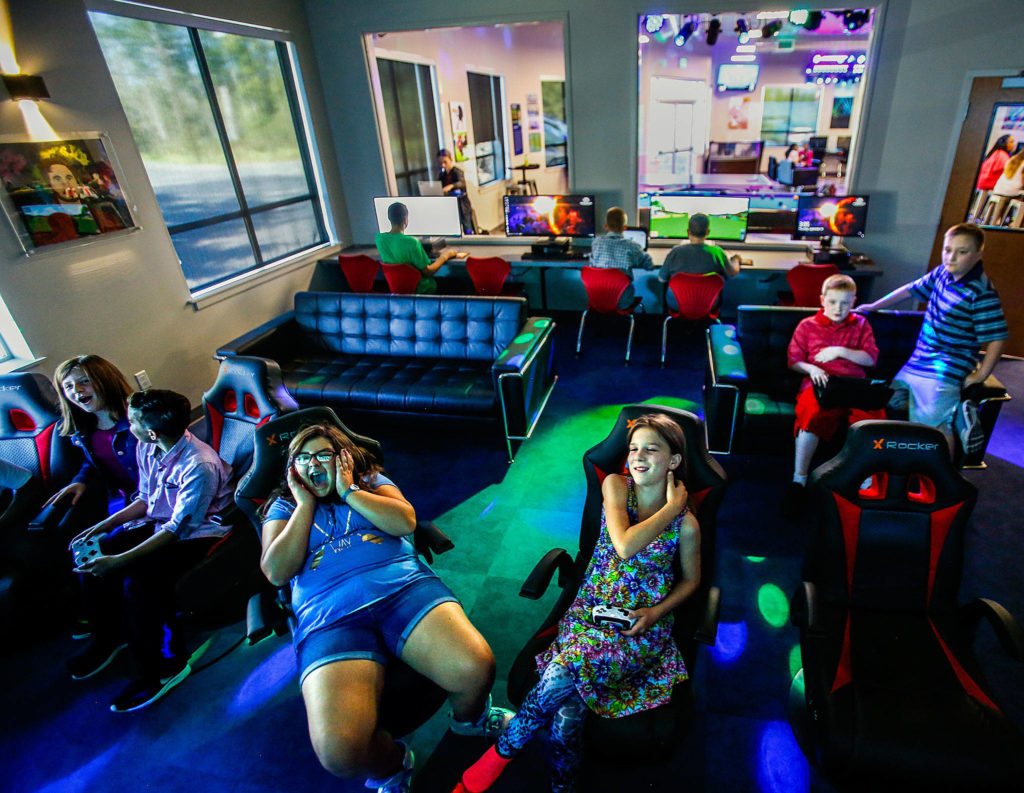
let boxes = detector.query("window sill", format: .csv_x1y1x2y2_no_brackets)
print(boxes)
187,242,341,310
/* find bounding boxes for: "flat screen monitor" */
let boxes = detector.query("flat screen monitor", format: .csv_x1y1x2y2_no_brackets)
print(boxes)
649,194,749,242
503,194,596,238
622,226,648,250
717,63,759,92
747,194,799,235
373,196,463,237
795,194,869,239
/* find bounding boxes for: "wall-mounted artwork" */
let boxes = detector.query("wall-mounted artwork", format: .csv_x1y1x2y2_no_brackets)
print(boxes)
966,103,1024,230
830,95,853,129
449,102,469,162
0,134,136,253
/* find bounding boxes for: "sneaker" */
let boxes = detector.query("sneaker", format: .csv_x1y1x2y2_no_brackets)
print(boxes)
955,399,985,457
71,618,91,640
450,696,516,738
781,481,806,521
68,639,128,680
110,662,190,713
365,741,413,793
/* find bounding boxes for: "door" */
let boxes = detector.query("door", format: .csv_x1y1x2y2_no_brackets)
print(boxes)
645,77,707,188
932,76,1024,356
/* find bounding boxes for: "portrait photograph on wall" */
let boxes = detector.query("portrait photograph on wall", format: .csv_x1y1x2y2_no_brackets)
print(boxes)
966,103,1024,230
0,134,136,252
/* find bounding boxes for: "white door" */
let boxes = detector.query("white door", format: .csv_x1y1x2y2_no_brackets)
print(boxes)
645,77,707,189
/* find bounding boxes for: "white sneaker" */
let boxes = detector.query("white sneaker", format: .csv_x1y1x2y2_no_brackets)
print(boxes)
365,742,413,793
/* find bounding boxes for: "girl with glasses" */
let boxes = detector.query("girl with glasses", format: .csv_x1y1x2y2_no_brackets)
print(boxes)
260,424,512,793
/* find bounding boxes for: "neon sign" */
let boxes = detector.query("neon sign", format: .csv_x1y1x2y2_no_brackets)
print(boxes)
805,52,867,84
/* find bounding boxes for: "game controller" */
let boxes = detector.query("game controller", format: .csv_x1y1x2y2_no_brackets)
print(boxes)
591,604,636,630
72,537,102,568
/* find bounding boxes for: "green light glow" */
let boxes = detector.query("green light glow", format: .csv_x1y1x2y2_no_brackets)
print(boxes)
745,556,766,563
641,396,700,412
757,583,789,628
746,397,767,415
789,644,802,679
513,332,535,344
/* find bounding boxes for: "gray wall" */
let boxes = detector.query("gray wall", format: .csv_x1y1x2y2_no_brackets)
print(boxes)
0,0,347,404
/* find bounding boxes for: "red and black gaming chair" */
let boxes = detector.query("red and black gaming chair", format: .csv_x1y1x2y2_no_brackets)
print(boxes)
789,420,1024,791
508,404,726,760
174,356,298,620
0,373,82,624
237,406,453,738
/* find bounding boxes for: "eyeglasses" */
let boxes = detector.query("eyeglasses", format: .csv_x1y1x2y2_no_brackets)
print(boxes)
292,451,337,468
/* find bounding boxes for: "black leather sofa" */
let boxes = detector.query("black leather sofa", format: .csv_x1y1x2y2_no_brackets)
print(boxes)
217,292,557,460
704,306,1009,465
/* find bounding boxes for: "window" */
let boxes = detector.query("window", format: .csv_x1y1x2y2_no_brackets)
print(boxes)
376,58,442,195
0,292,36,374
467,72,506,186
761,86,821,146
541,80,567,168
89,12,328,294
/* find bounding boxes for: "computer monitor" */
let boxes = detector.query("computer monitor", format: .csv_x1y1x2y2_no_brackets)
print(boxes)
373,196,463,237
746,194,800,235
795,194,869,239
503,194,597,238
649,193,749,242
622,226,648,250
716,63,760,92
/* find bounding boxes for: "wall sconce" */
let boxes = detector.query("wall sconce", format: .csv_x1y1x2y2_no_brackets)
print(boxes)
2,73,48,101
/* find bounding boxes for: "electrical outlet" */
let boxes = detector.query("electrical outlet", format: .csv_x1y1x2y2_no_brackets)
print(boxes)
134,370,152,390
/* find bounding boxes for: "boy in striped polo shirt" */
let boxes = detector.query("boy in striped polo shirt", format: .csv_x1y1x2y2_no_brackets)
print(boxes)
857,223,1007,452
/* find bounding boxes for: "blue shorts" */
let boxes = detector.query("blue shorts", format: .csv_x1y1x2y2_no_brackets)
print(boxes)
295,576,458,686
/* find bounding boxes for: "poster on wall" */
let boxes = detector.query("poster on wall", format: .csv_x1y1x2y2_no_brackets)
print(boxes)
726,96,750,130
966,102,1024,230
511,103,523,156
831,96,853,129
0,134,136,253
527,92,541,132
449,102,469,162
529,132,543,153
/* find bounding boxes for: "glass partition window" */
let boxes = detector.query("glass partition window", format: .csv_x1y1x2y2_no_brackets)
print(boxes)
89,12,328,294
542,80,567,168
762,86,821,146
377,58,442,195
467,72,506,186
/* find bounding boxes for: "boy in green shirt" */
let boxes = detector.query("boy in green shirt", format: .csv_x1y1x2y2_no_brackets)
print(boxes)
375,202,466,294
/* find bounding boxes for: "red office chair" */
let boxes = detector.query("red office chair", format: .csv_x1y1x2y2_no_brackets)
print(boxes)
465,256,522,297
338,254,380,293
381,262,422,294
662,273,724,365
781,263,839,307
576,267,643,363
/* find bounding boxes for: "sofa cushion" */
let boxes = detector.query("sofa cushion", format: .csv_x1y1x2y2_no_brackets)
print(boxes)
281,355,498,416
294,292,525,362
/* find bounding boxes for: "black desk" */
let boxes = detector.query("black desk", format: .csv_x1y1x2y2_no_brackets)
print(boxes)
512,163,540,192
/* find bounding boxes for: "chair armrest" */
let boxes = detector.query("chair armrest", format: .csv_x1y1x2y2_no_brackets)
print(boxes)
520,548,574,599
707,324,747,387
493,317,556,376
790,581,823,636
216,311,298,359
245,589,292,645
962,598,1024,661
413,520,454,564
694,585,721,645
963,374,1007,402
495,318,558,445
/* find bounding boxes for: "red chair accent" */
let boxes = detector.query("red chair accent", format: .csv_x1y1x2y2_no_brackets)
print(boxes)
339,254,380,293
381,262,422,294
782,263,839,307
662,273,725,365
576,267,643,363
465,256,521,297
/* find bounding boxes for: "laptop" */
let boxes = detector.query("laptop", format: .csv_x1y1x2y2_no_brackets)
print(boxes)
814,376,894,410
622,226,648,250
417,180,444,197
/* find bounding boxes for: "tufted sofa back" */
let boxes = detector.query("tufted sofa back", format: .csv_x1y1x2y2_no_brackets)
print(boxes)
293,292,527,362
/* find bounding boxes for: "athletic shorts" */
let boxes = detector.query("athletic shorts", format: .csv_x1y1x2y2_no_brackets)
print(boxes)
891,370,961,431
794,385,885,441
295,576,459,686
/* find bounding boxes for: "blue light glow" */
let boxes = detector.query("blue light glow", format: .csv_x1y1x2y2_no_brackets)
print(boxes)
229,643,296,716
757,720,809,793
34,741,122,793
711,620,748,663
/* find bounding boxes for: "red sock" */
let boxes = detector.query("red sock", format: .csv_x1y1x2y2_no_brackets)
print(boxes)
455,745,512,793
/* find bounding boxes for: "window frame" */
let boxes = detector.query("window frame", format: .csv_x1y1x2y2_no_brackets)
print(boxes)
760,84,822,147
375,56,444,196
467,71,508,187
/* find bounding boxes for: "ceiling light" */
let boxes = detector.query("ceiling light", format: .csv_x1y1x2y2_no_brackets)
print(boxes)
789,10,809,25
735,44,756,53
644,15,665,34
706,18,722,45
801,10,824,30
731,54,757,62
761,21,783,38
842,9,870,31
675,19,696,46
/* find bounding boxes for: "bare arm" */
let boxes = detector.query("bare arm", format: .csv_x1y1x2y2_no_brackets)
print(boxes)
70,497,148,547
335,454,416,536
603,473,688,560
965,338,1006,387
791,360,828,386
857,283,916,312
260,468,317,586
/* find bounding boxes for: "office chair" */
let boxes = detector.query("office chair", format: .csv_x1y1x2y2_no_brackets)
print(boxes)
465,256,523,297
661,273,724,366
507,404,724,760
576,267,643,363
339,254,381,294
381,262,423,295
789,421,1024,792
781,263,839,307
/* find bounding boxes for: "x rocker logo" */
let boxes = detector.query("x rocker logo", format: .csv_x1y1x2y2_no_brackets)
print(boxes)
873,438,941,451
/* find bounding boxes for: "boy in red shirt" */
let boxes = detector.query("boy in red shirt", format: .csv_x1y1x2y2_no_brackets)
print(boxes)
784,274,882,516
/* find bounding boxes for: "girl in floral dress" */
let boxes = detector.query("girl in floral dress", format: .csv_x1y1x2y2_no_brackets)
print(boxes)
453,413,702,793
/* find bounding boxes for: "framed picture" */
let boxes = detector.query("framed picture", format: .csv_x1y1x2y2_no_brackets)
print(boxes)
965,103,1024,229
0,133,137,253
830,95,853,129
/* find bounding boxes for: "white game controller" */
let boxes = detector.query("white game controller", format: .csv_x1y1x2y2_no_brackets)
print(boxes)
591,604,636,631
72,536,102,568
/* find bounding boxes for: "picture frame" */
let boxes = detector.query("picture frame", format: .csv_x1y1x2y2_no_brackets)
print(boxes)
0,132,138,254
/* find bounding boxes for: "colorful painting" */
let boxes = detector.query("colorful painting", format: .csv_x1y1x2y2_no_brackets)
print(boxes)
450,102,469,162
966,103,1024,230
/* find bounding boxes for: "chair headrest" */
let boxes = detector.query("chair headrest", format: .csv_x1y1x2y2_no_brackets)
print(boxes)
204,356,298,422
0,373,61,437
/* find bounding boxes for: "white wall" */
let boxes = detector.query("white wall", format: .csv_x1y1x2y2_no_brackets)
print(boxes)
370,23,568,232
0,0,347,406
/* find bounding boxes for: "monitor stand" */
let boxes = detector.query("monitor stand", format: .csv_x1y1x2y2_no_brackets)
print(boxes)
531,237,569,257
420,237,447,256
812,236,852,269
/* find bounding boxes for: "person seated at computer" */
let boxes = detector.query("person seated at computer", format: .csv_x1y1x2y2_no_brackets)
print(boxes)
783,274,882,518
589,207,652,309
375,201,466,295
659,213,739,310
438,149,478,235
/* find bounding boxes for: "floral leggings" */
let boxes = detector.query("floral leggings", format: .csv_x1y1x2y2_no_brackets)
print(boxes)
498,662,587,792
